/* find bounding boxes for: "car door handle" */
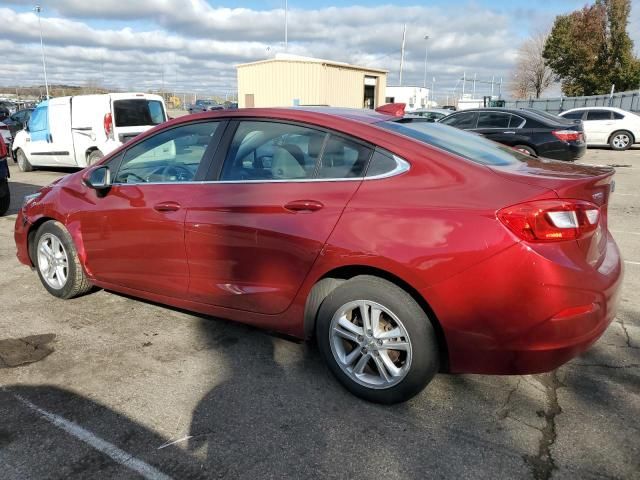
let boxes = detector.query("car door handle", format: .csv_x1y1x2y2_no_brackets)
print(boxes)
284,200,324,212
154,201,181,212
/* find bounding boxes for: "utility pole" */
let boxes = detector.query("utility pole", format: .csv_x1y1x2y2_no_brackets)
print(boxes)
34,5,49,99
462,72,466,96
423,35,429,88
284,0,288,50
431,77,435,106
472,73,477,99
399,24,407,86
491,75,495,98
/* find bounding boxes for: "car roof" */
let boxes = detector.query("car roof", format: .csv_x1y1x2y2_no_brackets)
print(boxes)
562,106,625,113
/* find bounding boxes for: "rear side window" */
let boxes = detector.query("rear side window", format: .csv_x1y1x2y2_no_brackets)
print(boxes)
477,112,511,129
316,135,372,179
114,99,166,127
365,150,399,177
440,112,478,129
561,111,584,120
613,112,624,120
586,110,612,121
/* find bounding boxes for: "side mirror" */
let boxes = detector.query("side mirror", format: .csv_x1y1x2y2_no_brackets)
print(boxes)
84,166,111,191
24,123,29,132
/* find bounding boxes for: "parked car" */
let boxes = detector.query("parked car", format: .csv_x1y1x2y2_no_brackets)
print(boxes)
0,121,11,146
12,93,167,171
188,100,224,114
0,135,10,215
410,108,452,122
438,107,586,161
0,100,17,116
3,108,33,141
15,106,622,404
0,106,10,122
558,107,640,151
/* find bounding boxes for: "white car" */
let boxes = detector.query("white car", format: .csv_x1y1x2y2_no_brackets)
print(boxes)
12,93,167,171
559,107,640,150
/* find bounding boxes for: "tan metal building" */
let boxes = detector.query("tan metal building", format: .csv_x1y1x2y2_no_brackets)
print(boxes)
237,54,387,109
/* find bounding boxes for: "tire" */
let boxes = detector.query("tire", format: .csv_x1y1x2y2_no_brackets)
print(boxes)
34,220,92,299
0,179,9,216
16,149,33,172
514,144,536,156
87,150,103,166
609,130,633,151
316,275,439,404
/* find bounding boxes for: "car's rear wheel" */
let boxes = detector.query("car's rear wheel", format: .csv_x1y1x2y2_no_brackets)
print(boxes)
514,144,536,156
316,275,439,404
16,149,33,172
0,178,9,216
34,221,92,299
609,130,633,151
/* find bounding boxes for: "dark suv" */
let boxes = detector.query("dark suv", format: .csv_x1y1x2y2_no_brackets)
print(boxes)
438,108,586,161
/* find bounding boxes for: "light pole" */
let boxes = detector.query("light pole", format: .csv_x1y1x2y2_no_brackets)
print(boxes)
35,5,49,99
423,35,429,89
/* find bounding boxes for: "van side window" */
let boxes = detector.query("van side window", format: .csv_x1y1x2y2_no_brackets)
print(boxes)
114,121,219,184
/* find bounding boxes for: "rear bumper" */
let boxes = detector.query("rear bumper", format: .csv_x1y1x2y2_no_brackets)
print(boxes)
423,234,623,374
542,142,586,162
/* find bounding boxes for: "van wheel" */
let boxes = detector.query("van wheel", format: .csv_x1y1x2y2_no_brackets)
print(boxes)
16,149,33,172
0,179,9,216
609,131,633,151
34,220,93,299
316,275,439,404
87,150,103,166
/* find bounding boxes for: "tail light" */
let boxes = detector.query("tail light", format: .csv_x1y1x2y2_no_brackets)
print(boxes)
103,112,114,140
497,199,600,242
552,130,582,142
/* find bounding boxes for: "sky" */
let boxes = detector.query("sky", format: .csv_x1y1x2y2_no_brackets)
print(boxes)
1,0,639,100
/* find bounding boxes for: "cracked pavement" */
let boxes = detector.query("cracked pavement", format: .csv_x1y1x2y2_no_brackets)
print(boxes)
1,147,639,479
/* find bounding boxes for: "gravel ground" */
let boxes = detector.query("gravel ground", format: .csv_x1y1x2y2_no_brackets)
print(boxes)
1,147,638,479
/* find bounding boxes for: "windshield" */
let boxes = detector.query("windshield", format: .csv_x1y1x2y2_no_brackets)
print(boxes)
113,99,166,127
379,120,530,166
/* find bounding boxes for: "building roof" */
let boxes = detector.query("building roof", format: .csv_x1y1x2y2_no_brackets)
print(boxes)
237,53,387,74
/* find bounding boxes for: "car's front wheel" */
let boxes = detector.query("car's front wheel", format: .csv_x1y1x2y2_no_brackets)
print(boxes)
316,276,439,404
34,221,92,299
16,149,33,172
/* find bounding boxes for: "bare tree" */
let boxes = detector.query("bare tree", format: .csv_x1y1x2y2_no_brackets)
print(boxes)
510,32,555,99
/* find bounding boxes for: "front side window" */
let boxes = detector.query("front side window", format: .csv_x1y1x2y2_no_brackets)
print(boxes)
440,112,478,129
561,111,584,120
477,112,511,129
114,121,219,183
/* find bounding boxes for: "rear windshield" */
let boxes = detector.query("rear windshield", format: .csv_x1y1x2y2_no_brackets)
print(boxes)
379,120,529,166
113,99,166,127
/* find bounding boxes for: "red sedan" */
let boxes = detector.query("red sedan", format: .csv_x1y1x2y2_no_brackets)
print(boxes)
14,106,623,403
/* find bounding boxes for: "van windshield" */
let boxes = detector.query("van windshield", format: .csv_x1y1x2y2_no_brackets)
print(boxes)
113,99,166,127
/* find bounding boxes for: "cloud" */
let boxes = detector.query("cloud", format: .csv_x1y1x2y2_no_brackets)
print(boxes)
1,2,635,98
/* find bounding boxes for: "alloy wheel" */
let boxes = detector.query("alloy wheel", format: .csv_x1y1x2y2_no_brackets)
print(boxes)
37,233,69,290
329,300,412,389
612,133,630,149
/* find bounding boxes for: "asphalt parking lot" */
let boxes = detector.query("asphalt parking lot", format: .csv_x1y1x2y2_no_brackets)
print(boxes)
1,148,639,480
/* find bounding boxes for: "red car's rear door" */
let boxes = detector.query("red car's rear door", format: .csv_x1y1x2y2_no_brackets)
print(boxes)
185,119,373,315
73,120,224,298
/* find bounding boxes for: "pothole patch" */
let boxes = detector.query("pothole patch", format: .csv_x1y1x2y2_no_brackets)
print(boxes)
0,334,56,368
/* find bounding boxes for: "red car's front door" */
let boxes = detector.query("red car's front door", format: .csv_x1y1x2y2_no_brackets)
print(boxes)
71,120,223,298
185,120,373,315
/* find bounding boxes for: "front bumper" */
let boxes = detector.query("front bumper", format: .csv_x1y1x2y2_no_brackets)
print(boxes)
14,208,32,266
423,234,623,374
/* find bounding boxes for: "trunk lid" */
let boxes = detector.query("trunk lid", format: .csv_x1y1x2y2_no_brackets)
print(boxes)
490,157,615,266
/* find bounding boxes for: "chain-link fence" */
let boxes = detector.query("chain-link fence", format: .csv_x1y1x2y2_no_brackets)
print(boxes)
504,90,640,114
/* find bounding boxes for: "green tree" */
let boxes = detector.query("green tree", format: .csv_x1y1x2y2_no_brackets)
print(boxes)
543,0,640,96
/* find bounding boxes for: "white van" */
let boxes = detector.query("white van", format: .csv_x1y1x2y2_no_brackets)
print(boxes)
12,93,167,171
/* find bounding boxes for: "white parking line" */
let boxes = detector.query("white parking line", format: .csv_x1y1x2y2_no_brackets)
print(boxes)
14,394,173,480
624,261,640,266
611,230,640,236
